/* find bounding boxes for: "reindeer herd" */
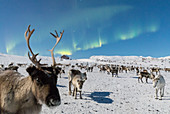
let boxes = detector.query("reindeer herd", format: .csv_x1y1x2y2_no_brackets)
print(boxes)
0,25,168,114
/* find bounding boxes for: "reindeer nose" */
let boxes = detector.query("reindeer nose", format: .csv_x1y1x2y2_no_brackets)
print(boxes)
50,98,61,106
47,95,61,107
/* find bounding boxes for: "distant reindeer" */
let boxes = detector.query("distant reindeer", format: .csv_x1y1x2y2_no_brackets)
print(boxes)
164,68,170,72
5,65,19,71
150,67,159,75
121,65,128,73
136,67,140,75
107,67,118,77
0,64,4,71
0,25,64,114
111,67,118,77
138,71,155,83
58,67,65,78
152,75,165,100
17,63,27,67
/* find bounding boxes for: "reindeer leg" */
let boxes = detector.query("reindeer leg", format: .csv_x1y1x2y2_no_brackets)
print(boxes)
75,88,77,99
72,87,75,96
141,77,143,83
69,81,72,95
159,89,162,100
138,77,140,83
80,91,82,99
146,77,148,83
155,88,158,99
116,72,118,77
161,87,164,97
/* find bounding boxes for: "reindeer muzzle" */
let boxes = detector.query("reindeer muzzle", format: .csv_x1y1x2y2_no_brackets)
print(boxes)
46,95,61,107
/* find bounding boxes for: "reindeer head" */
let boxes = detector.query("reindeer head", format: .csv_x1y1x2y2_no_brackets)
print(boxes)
152,78,159,88
81,72,87,81
76,77,85,92
25,25,64,107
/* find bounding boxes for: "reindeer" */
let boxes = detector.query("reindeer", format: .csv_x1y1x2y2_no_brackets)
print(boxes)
68,69,87,96
120,65,128,73
150,67,159,75
136,67,140,75
99,65,107,73
4,65,19,71
17,63,28,67
86,66,94,72
0,25,64,114
0,64,4,71
164,68,170,72
107,67,118,77
0,64,4,69
111,67,118,77
138,71,155,83
72,75,85,99
57,67,65,78
152,75,165,100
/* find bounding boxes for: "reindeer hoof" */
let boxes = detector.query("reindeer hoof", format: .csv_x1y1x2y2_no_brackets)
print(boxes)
155,97,158,99
69,92,72,95
159,98,162,100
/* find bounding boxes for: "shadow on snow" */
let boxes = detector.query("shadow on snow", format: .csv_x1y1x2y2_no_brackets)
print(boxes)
56,84,67,88
86,91,113,104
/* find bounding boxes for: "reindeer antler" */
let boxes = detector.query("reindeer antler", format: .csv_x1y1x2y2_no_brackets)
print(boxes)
49,30,64,67
25,25,42,69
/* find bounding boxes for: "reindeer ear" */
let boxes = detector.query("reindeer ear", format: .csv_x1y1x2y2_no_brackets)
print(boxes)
153,77,159,81
84,72,86,76
155,78,160,80
54,67,60,75
26,65,38,77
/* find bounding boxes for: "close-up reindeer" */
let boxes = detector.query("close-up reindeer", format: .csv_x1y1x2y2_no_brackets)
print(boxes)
0,25,64,114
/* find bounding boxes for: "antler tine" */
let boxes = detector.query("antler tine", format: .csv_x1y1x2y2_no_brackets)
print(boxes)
28,52,42,68
25,25,35,56
49,30,64,67
25,25,42,69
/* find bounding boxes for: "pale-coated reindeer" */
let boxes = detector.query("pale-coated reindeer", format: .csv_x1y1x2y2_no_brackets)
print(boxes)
0,25,64,114
153,75,165,100
68,69,87,97
72,75,85,99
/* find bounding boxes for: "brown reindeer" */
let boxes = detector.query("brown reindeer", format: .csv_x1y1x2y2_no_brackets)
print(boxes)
5,65,19,71
150,67,159,75
164,68,170,72
0,25,64,114
138,71,155,83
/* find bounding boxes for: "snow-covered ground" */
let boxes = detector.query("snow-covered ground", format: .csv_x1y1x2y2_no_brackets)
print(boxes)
1,53,170,114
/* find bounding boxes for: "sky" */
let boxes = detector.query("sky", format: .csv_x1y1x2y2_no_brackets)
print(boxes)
0,0,170,59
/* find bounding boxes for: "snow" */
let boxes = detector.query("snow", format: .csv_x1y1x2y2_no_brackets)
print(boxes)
1,53,170,114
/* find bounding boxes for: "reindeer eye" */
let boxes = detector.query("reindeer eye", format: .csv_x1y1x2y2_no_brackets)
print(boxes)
35,78,43,86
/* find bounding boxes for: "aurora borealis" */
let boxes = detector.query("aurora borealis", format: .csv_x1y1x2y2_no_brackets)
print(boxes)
0,0,169,58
